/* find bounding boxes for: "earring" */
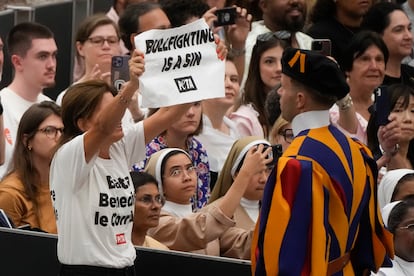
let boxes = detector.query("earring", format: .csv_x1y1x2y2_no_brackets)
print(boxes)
28,145,32,151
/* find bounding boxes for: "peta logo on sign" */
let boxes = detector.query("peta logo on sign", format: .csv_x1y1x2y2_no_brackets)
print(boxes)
174,76,197,93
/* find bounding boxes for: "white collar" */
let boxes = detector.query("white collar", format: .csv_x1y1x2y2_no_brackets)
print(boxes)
240,197,259,222
240,197,259,209
163,201,193,218
292,110,330,136
394,255,414,276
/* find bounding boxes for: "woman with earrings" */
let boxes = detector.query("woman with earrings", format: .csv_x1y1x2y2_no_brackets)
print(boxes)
0,101,62,233
230,32,288,139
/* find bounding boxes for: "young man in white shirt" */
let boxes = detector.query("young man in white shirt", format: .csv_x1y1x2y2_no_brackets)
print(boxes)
0,22,57,177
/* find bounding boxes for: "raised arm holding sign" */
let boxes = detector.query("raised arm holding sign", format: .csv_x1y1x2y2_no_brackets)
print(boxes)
135,19,225,108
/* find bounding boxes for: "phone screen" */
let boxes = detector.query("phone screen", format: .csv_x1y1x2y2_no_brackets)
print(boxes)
375,85,391,126
214,7,237,27
111,56,130,92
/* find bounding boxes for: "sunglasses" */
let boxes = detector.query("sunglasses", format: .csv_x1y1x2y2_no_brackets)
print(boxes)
256,31,291,44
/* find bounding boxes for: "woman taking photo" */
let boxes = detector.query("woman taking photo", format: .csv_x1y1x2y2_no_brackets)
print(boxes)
56,13,145,125
367,84,414,171
209,136,273,230
57,13,121,104
145,146,271,258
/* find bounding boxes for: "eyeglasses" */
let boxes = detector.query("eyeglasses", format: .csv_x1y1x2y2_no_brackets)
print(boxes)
257,31,291,44
37,126,64,139
87,36,119,47
279,128,294,144
136,195,165,206
166,166,197,178
398,223,414,232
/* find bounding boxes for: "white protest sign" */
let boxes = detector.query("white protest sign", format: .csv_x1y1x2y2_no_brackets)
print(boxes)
134,18,225,108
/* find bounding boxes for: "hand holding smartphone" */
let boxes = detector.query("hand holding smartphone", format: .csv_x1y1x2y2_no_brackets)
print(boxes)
269,144,283,165
375,85,391,126
214,7,237,27
111,55,130,92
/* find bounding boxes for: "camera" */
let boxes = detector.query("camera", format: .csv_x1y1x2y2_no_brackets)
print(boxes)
214,7,237,27
269,144,283,165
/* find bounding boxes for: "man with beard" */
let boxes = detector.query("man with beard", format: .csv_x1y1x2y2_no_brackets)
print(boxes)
0,22,56,177
242,0,313,84
307,0,373,69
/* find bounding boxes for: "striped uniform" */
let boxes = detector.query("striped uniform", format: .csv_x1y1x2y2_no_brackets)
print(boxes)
252,125,394,276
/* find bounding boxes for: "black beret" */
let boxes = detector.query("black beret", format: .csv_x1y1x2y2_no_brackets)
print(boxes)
281,48,349,99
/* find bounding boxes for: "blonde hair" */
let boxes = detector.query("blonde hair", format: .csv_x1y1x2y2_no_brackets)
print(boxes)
269,115,289,144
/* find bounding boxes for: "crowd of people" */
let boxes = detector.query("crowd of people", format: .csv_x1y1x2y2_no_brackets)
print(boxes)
0,0,413,275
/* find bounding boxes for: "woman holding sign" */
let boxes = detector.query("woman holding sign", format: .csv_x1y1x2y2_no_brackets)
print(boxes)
50,50,193,276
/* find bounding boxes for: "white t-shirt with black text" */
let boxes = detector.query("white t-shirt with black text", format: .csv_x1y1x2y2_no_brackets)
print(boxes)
50,122,146,268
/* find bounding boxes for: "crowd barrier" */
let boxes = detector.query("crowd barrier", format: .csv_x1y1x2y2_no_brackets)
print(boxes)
0,227,252,276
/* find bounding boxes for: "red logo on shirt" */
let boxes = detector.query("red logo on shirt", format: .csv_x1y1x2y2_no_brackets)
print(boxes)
116,233,126,245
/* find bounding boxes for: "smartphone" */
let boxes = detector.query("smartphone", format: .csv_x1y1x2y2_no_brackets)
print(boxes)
311,39,332,56
375,85,391,126
214,7,237,27
111,55,130,92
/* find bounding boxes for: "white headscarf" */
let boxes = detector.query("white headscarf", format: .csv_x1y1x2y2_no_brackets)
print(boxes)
381,201,402,228
378,169,414,209
144,148,191,197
